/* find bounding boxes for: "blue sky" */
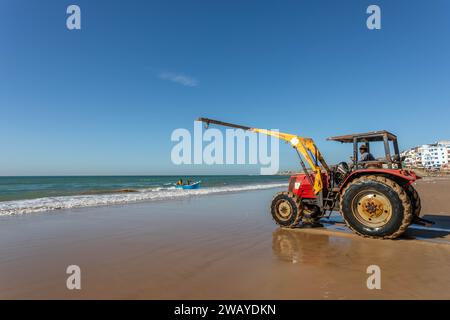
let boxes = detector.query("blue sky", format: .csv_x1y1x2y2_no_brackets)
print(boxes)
1,0,449,175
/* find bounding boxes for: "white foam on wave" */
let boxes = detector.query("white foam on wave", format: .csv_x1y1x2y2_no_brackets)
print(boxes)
0,183,287,216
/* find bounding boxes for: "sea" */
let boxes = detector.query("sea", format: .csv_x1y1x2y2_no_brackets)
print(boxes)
0,175,289,216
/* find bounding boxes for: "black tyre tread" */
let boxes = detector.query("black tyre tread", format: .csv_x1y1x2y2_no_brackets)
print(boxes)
340,175,413,239
271,191,303,228
303,205,322,222
406,184,421,217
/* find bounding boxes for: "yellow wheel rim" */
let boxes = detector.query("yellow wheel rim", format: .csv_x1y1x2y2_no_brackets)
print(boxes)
352,190,393,228
275,200,293,221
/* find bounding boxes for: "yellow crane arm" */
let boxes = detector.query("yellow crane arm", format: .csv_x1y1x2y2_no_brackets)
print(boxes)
197,118,330,194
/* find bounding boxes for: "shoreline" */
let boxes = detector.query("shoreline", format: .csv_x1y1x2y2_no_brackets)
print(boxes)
0,182,288,216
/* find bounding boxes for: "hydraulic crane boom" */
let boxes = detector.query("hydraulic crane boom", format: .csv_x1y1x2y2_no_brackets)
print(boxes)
196,117,330,194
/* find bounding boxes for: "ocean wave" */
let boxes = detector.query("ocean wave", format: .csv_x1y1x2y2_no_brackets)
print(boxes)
0,183,287,216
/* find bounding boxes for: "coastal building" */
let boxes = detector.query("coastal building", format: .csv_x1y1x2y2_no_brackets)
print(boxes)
401,140,450,169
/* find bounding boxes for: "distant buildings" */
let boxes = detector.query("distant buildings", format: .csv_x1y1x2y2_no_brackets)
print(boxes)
401,140,450,169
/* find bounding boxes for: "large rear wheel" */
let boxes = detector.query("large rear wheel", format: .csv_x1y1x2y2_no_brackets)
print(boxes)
340,175,413,239
406,184,421,217
270,192,303,228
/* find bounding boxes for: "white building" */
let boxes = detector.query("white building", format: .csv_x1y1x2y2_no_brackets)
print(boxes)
402,140,450,169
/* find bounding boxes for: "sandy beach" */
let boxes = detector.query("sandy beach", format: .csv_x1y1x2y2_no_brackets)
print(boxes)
0,177,450,299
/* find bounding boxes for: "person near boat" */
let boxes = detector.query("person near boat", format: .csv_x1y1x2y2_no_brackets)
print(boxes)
175,178,201,189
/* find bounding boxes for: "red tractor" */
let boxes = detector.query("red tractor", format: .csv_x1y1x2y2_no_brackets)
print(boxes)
197,118,432,239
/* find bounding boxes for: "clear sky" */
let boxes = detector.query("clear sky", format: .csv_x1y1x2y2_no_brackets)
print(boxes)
1,0,449,175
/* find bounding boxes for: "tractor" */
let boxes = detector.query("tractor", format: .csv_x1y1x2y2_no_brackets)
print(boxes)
197,117,433,239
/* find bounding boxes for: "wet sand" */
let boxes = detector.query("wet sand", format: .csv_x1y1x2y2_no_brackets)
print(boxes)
0,178,450,299
414,176,450,214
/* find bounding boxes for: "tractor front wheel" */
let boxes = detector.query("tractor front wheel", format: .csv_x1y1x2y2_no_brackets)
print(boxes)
302,205,323,226
340,175,413,239
270,192,303,228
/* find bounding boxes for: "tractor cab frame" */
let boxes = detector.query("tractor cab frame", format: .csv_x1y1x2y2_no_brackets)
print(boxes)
327,130,402,170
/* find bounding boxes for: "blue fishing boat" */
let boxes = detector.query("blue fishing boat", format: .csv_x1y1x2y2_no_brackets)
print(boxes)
176,181,201,189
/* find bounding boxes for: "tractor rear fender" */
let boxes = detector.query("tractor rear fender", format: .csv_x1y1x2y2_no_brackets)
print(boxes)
339,169,419,193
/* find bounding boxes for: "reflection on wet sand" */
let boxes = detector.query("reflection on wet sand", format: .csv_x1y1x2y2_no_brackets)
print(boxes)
271,227,450,299
272,228,350,265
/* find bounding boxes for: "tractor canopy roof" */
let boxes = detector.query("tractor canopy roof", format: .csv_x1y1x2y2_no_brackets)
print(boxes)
327,130,397,143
